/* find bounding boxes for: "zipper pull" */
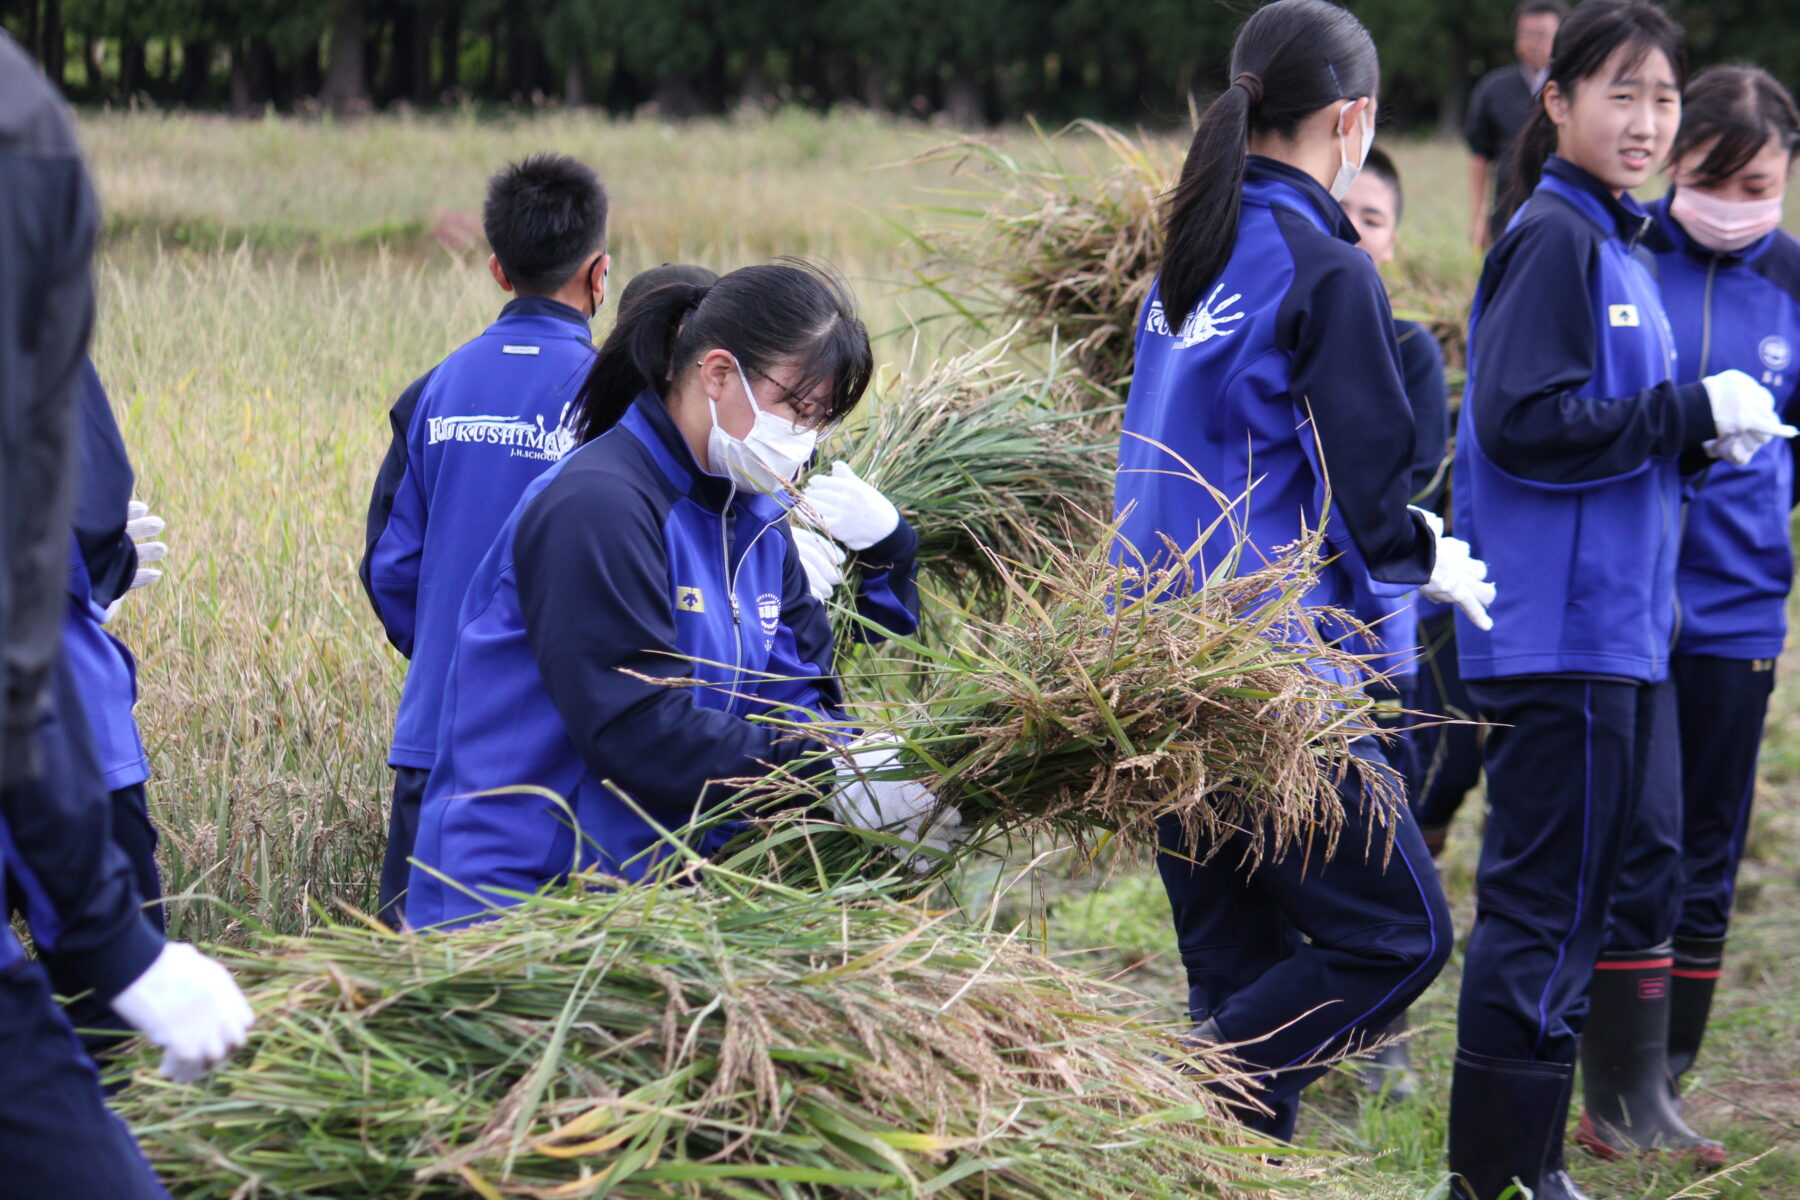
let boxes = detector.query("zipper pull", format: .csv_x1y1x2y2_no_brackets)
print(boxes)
729,593,741,624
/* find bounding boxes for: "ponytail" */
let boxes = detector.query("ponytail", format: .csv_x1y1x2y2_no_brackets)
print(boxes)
574,259,873,445
1496,0,1687,225
1158,0,1378,324
575,281,709,443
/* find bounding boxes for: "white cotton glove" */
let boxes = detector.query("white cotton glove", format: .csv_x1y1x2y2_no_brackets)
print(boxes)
1412,506,1498,633
124,499,168,591
792,526,847,603
1702,369,1796,465
110,942,255,1083
830,735,968,873
801,461,901,551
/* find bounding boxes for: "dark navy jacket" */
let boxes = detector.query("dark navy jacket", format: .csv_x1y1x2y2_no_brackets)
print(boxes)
1114,157,1434,681
360,296,598,770
64,361,149,791
407,394,867,928
1348,319,1451,681
1454,157,1716,682
1652,196,1800,661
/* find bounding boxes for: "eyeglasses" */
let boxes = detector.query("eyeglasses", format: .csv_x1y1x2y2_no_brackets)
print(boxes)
748,364,830,431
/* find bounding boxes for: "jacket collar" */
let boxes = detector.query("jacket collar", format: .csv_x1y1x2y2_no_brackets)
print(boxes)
1652,190,1776,268
1243,156,1361,245
1540,156,1661,250
622,389,784,519
496,294,593,330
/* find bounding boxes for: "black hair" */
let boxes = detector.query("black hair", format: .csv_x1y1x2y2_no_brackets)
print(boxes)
483,153,609,296
617,264,720,320
1514,0,1570,31
1498,1,1686,222
1361,144,1404,222
1671,65,1800,188
1159,0,1379,324
574,258,873,444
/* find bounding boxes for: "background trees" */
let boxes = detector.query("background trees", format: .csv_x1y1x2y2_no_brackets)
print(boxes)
4,0,1796,131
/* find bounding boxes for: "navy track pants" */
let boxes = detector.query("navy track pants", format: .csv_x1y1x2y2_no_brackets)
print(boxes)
1156,741,1451,1123
1458,676,1678,1064
1669,655,1774,941
1409,612,1484,832
0,961,170,1199
377,765,430,929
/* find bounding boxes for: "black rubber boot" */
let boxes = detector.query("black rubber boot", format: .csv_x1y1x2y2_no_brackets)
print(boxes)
1539,1062,1592,1200
1358,1013,1418,1102
1668,934,1726,1087
1448,1047,1570,1200
1577,946,1726,1167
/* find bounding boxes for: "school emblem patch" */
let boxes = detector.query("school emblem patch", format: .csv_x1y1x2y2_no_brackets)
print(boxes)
1760,335,1791,372
675,586,705,614
1607,304,1640,328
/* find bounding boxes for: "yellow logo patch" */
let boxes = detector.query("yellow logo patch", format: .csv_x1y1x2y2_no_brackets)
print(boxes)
1608,304,1640,328
675,586,705,613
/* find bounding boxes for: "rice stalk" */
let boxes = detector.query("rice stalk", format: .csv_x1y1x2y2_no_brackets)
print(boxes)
811,336,1114,605
115,874,1306,1199
725,517,1403,885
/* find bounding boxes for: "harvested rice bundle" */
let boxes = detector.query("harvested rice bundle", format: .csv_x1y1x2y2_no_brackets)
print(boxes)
812,337,1113,602
116,877,1290,1199
909,120,1177,397
728,526,1401,883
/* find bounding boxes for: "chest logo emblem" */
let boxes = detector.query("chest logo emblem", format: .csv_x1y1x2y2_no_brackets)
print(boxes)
1145,283,1246,347
1608,304,1640,328
757,593,781,640
1760,336,1791,372
675,586,706,614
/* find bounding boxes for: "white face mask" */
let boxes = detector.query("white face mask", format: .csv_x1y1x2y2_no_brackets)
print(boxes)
705,357,818,494
1329,101,1376,200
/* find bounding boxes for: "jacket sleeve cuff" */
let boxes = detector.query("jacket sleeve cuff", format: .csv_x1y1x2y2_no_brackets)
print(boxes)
1676,380,1717,448
62,912,165,1003
859,515,918,568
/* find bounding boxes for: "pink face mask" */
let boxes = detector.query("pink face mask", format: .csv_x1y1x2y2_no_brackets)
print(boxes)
1670,185,1786,253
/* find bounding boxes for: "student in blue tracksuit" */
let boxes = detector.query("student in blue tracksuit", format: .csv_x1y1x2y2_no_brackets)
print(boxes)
1449,5,1792,1193
1113,0,1479,1140
1642,63,1800,1112
361,154,610,926
1338,146,1453,1102
407,262,956,929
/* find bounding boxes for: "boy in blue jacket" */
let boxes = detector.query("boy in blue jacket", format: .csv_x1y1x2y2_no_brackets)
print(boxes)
360,154,610,926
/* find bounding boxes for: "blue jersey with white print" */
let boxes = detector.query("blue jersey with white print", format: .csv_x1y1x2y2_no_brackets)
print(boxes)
1454,157,1716,683
1653,196,1800,660
1114,157,1434,681
360,297,597,770
407,393,870,929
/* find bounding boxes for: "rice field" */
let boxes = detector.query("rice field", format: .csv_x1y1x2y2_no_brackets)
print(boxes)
81,108,1800,1197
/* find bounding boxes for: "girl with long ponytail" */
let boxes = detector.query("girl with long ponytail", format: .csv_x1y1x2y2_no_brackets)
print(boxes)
1113,0,1478,1144
406,261,959,930
1450,5,1795,1195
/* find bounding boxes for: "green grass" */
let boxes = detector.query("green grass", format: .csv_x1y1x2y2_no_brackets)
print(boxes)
82,109,1800,1195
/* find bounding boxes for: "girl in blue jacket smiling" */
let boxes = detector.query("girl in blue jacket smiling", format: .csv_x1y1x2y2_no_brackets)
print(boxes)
407,263,959,930
1630,63,1800,1135
1450,4,1792,1193
1114,0,1484,1143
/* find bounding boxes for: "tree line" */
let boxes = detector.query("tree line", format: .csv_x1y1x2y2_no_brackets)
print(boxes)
4,0,1798,131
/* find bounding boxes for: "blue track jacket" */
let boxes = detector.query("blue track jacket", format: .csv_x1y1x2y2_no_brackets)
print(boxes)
63,361,148,791
1652,196,1800,661
1115,157,1434,679
360,297,597,770
407,393,870,928
1454,157,1716,683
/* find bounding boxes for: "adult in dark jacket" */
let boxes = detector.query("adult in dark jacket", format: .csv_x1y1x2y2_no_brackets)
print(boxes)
0,34,251,1197
1466,0,1568,247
